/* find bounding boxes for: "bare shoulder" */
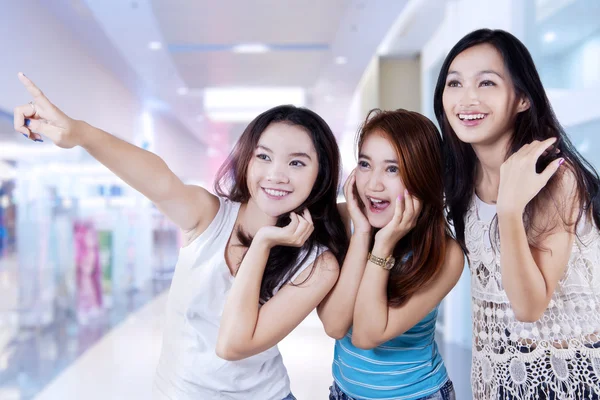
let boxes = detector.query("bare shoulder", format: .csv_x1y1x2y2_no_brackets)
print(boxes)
549,163,578,203
316,250,340,273
293,250,340,286
181,186,220,245
442,237,466,281
536,163,581,229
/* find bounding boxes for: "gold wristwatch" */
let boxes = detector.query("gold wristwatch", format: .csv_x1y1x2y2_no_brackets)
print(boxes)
367,252,395,270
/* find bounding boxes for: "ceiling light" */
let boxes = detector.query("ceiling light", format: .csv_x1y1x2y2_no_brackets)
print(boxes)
204,87,305,110
148,41,162,50
203,87,305,122
205,111,259,123
543,32,556,43
232,43,270,54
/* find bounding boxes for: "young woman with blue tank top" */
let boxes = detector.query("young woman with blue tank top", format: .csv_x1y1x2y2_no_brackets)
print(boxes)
13,73,348,400
318,109,465,400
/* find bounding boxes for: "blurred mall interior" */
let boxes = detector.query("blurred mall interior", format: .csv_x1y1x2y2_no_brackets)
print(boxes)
1,0,599,399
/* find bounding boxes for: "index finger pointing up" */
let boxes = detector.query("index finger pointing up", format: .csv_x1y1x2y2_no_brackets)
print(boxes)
17,73,48,104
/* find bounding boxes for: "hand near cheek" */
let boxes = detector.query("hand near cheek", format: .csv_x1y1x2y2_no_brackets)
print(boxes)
255,209,314,249
343,169,371,235
497,137,564,215
374,190,422,253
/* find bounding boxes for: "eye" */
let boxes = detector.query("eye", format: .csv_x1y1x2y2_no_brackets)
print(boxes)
256,153,270,161
480,80,495,87
447,80,461,88
358,160,369,169
386,166,399,173
289,160,306,167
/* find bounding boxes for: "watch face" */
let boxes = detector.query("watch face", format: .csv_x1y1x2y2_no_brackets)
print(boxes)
385,257,395,270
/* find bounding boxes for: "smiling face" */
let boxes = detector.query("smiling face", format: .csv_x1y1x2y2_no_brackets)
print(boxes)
354,131,406,228
442,43,530,147
245,122,319,218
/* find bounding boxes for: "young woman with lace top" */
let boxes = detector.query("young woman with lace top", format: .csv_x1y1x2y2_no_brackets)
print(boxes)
434,29,600,399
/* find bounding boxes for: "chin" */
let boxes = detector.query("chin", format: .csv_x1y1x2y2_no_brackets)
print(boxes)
257,200,299,219
367,215,391,229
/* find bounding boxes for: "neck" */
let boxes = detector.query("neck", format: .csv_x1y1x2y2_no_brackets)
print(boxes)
237,199,278,237
472,132,512,202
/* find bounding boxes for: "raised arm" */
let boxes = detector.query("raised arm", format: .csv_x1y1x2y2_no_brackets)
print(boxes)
352,237,463,349
13,72,218,236
496,139,575,322
217,210,340,360
317,170,373,339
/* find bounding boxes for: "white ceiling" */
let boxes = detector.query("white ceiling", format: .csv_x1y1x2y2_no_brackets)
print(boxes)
35,0,443,148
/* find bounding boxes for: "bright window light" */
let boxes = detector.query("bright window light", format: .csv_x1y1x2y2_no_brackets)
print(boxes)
232,43,270,54
203,87,305,122
543,32,556,43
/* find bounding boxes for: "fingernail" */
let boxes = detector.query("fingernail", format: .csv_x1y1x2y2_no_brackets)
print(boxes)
25,119,31,127
558,158,565,166
22,133,28,138
34,139,43,143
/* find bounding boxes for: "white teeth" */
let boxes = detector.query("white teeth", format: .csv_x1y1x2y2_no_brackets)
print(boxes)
368,197,384,203
459,113,486,120
264,188,289,197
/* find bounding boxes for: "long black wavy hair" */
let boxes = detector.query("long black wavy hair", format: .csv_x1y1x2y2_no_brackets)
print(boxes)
434,28,600,253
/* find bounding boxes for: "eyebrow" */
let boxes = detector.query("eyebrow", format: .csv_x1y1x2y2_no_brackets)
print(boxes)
257,145,313,161
358,153,398,164
447,70,504,79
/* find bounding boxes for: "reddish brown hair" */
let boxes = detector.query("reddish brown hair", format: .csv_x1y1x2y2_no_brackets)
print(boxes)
358,109,452,307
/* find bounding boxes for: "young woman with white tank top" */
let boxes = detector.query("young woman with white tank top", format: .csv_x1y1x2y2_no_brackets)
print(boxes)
435,29,600,399
13,75,348,400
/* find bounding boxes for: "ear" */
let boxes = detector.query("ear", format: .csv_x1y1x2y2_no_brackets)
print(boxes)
516,95,530,113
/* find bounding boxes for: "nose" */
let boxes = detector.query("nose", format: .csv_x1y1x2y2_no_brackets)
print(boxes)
365,171,384,192
460,83,480,107
266,163,289,184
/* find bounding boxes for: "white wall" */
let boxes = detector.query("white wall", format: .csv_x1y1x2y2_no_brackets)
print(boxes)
420,0,525,115
379,57,421,112
0,1,205,176
152,113,208,183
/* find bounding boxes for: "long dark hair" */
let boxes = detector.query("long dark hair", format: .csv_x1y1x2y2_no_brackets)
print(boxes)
215,105,348,303
434,28,600,252
357,109,452,307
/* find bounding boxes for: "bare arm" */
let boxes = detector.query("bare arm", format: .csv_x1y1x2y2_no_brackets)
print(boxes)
317,172,374,339
352,238,464,349
13,72,218,235
317,230,370,339
78,123,218,233
498,168,577,322
495,139,576,322
217,211,340,360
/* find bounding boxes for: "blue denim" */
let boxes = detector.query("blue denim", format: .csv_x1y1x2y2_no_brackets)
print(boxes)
329,380,456,400
282,393,297,400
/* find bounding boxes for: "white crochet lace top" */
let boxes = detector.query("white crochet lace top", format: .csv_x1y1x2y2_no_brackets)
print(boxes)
467,195,600,399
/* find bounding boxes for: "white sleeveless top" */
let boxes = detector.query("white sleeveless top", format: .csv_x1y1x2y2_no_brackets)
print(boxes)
467,195,600,399
153,197,324,400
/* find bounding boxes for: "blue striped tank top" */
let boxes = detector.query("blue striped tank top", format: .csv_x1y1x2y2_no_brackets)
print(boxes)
332,307,448,400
